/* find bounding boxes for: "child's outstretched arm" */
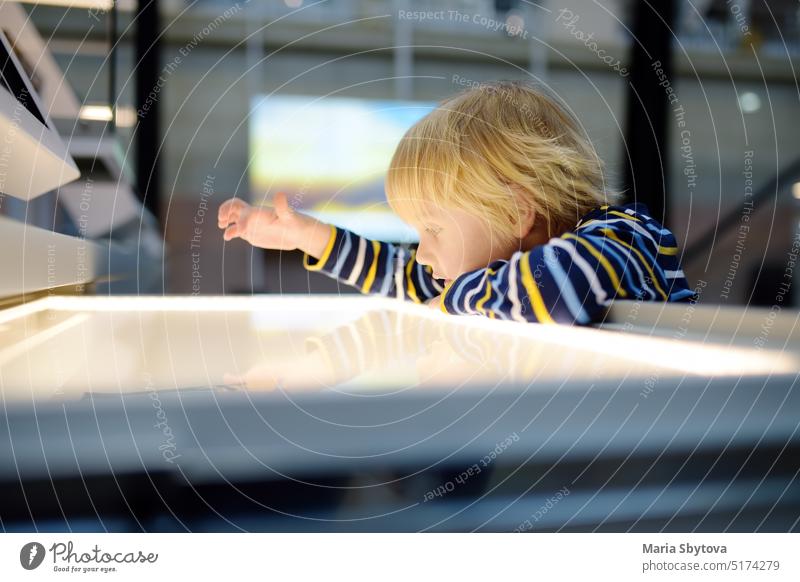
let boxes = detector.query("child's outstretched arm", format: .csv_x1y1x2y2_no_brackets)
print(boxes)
302,223,446,303
218,192,445,303
438,223,697,325
218,191,332,252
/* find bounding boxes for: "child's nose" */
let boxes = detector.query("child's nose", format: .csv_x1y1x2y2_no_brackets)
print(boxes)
415,245,433,269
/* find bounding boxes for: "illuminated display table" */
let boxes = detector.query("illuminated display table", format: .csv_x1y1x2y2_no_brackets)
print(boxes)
1,295,798,532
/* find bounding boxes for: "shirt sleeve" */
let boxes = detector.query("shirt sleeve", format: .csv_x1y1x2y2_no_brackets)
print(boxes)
438,225,696,325
302,224,446,303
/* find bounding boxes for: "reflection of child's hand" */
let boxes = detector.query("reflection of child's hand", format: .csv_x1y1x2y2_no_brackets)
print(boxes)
222,348,335,391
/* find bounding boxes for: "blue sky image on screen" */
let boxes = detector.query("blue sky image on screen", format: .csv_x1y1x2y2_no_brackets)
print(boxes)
249,95,435,242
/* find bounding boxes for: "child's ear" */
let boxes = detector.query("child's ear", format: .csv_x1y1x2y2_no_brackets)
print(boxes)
508,184,537,239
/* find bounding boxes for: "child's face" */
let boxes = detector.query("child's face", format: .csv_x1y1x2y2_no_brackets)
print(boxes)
411,204,519,284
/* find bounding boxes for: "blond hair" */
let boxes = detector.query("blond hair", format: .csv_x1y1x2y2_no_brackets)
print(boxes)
386,80,621,245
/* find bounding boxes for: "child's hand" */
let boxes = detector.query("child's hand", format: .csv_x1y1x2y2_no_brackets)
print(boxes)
218,191,317,251
426,295,442,310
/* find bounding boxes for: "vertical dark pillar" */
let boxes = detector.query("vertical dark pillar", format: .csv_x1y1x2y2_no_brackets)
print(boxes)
135,0,161,224
107,0,117,134
623,0,676,226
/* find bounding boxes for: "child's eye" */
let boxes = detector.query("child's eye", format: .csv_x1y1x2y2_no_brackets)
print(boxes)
424,226,441,236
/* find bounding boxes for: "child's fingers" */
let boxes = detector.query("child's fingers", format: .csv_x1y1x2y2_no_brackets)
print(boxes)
218,198,246,228
219,198,247,228
217,199,234,226
223,223,242,241
218,201,233,228
273,191,292,218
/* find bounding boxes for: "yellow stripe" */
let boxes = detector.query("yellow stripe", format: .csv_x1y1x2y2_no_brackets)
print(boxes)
439,279,456,314
576,218,602,229
519,256,555,323
475,268,497,316
405,249,421,303
582,215,679,256
361,240,381,293
578,211,640,230
600,228,668,300
303,224,337,271
563,233,628,298
607,210,641,222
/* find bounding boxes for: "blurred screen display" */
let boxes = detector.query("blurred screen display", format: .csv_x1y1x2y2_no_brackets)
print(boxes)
249,95,435,241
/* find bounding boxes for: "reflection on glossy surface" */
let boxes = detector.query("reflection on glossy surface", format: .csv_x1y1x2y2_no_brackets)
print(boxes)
0,295,797,403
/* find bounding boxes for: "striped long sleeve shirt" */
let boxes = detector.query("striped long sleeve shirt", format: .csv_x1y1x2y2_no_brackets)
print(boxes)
303,203,697,325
